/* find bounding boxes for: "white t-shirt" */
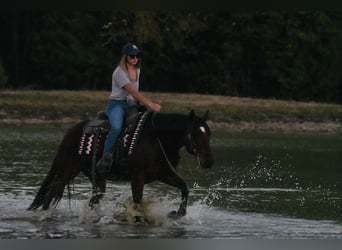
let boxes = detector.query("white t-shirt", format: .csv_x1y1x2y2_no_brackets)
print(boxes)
109,66,140,101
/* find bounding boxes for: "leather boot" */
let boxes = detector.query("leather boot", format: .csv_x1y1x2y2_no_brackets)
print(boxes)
96,153,112,176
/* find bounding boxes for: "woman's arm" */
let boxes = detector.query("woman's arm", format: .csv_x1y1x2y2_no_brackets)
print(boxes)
124,83,162,112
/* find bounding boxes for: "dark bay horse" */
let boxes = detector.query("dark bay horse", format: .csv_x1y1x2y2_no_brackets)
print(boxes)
27,109,214,220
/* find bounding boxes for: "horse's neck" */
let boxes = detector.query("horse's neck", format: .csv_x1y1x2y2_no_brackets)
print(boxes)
152,113,187,149
158,133,185,150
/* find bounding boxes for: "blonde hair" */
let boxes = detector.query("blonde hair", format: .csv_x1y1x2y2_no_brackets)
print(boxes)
118,54,141,72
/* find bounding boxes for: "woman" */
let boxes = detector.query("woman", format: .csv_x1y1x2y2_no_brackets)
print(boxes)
97,42,162,172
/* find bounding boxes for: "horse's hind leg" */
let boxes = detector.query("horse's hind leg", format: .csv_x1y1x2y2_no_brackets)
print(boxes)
88,176,106,209
130,174,145,222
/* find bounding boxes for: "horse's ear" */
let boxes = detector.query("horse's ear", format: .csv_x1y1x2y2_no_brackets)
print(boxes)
203,110,209,121
189,109,195,123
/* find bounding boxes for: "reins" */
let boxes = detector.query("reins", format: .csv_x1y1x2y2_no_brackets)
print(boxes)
151,113,177,174
151,112,196,178
155,137,179,175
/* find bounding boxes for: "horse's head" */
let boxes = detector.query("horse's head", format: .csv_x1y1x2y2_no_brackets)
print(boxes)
185,110,214,169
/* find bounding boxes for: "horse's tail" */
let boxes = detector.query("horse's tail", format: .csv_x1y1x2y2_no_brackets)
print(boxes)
27,158,72,211
27,162,54,210
27,120,87,211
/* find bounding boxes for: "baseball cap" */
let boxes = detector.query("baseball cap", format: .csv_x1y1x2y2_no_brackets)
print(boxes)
122,43,141,55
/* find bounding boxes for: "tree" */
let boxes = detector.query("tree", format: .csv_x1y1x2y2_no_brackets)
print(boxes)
0,61,8,89
0,11,341,103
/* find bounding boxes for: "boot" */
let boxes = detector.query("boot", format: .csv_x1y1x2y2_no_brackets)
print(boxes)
96,152,112,176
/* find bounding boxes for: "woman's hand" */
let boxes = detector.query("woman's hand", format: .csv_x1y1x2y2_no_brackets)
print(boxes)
149,103,162,112
124,83,162,112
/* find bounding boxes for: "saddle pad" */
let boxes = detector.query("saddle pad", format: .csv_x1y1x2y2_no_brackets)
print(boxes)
78,132,107,156
119,110,150,156
78,110,151,158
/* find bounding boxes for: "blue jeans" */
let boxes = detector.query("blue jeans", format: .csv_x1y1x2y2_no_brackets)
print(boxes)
103,100,129,154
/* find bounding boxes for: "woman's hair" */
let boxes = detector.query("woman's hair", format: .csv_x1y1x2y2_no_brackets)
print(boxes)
118,54,141,72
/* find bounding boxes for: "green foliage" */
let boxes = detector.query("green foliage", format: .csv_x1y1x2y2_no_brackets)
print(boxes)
28,11,114,89
0,11,341,103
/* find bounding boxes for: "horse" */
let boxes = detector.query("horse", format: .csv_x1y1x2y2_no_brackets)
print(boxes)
27,108,214,220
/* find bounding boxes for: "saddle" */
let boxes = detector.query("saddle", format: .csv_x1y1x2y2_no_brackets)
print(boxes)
78,105,151,174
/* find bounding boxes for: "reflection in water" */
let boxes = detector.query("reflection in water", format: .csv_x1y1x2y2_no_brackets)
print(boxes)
0,125,341,238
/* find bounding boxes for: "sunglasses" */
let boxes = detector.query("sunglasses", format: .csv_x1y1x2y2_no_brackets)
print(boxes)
128,54,140,59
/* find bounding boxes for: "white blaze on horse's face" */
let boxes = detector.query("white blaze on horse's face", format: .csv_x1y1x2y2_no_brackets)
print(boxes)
199,126,206,134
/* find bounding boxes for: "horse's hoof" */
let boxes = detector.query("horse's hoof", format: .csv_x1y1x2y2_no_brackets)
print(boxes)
92,216,103,223
134,216,144,224
167,211,179,219
88,199,99,209
88,202,96,210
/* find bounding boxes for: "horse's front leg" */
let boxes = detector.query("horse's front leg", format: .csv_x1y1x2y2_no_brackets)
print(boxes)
169,181,188,219
160,172,189,219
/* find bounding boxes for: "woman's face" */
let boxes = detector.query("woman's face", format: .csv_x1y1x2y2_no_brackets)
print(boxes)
127,54,140,66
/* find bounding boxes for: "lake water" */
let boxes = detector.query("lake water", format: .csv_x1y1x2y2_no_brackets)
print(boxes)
0,124,341,239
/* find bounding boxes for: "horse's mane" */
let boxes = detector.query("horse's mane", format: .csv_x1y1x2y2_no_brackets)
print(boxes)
151,113,188,134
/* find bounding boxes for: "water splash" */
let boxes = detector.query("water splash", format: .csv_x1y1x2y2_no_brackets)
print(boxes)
215,153,302,189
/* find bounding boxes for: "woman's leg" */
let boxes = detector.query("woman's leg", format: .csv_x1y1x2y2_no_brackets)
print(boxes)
97,101,128,176
103,101,128,154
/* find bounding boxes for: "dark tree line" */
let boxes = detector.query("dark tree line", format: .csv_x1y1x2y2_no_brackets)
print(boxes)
0,11,341,103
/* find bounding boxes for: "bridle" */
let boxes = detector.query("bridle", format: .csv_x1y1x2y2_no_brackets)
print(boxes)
185,129,198,156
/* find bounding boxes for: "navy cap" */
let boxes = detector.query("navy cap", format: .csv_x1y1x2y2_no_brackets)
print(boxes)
122,43,141,55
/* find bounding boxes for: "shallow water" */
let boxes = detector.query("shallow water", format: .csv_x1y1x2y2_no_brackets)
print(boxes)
0,124,341,239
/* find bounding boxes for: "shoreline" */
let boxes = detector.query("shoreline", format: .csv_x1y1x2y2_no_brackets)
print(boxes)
208,120,341,134
1,90,341,134
1,117,341,134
